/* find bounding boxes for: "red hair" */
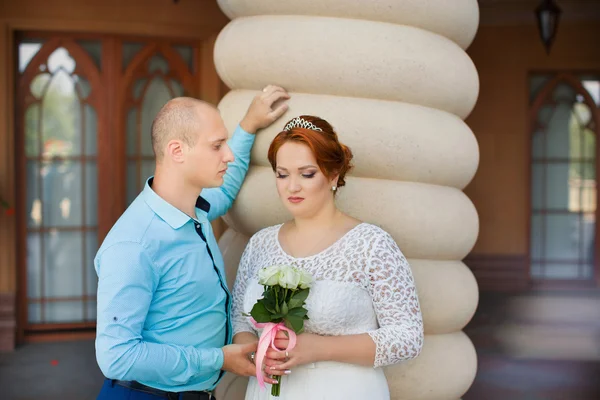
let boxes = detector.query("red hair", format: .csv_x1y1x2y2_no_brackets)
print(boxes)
267,115,353,188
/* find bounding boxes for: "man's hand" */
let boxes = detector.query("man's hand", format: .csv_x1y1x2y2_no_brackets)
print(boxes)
222,342,257,377
221,342,278,384
240,85,290,134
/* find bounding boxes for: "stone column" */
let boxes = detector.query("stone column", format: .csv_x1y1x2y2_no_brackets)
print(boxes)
213,1,480,399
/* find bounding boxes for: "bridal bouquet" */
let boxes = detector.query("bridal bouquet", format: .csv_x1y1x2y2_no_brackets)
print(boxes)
245,265,313,396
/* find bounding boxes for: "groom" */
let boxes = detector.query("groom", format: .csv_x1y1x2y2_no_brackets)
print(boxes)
95,86,290,399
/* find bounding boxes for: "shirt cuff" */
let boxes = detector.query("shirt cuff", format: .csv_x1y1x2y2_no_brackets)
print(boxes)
209,347,225,371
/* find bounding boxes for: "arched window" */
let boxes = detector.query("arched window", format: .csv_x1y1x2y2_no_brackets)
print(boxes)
18,39,102,325
121,43,195,205
529,74,598,282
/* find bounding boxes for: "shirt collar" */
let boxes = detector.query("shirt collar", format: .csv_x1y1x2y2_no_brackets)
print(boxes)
142,177,211,229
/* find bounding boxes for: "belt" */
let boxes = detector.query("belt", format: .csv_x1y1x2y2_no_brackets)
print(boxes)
112,380,214,400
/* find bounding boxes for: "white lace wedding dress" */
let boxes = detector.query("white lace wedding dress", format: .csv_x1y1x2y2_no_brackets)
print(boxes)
231,223,424,400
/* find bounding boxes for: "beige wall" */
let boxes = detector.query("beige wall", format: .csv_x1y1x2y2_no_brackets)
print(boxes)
0,0,228,38
465,21,600,256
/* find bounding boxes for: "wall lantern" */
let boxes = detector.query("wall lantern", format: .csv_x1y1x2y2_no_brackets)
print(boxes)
535,0,562,54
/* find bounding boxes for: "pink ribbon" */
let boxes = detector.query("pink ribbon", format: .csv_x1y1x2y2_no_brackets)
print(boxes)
251,318,297,389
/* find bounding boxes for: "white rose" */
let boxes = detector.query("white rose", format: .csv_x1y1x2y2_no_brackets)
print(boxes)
258,265,281,286
298,270,313,289
278,266,301,289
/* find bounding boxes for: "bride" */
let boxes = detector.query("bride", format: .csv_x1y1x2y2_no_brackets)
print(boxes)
231,115,424,399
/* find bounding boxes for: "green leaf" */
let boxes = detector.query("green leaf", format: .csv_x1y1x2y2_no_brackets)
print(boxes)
262,289,272,302
287,298,303,309
281,302,289,316
288,307,308,318
291,289,309,303
285,315,305,333
264,304,277,314
267,289,283,308
250,301,272,323
263,295,277,314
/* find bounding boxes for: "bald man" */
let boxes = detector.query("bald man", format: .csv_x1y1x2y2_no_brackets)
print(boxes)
94,87,289,400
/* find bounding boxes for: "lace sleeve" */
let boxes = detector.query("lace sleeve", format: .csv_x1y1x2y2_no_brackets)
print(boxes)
366,231,424,367
231,236,257,337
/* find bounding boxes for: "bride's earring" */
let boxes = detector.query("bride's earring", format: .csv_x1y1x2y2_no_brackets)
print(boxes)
331,185,337,192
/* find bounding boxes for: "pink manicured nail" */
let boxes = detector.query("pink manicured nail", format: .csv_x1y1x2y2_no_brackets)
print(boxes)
284,370,291,375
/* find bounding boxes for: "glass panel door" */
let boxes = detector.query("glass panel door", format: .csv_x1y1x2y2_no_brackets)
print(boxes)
530,75,598,282
18,40,101,326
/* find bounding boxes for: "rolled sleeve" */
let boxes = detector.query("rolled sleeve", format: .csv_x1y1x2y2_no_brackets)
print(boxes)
202,125,255,221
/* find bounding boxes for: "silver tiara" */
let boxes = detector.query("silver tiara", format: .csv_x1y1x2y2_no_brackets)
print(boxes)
283,117,323,132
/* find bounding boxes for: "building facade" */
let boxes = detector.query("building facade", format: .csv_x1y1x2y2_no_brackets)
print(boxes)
0,0,598,361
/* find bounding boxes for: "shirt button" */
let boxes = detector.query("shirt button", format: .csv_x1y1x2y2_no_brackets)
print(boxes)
195,224,200,228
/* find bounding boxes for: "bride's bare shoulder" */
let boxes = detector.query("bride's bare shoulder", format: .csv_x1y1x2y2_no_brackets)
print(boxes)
339,214,363,231
249,223,286,242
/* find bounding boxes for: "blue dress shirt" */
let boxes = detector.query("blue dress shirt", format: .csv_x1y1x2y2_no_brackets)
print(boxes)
94,125,255,392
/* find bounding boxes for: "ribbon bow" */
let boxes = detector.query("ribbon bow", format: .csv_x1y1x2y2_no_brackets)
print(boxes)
251,318,297,389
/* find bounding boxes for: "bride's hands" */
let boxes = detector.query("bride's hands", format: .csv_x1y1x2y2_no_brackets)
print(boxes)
263,331,325,375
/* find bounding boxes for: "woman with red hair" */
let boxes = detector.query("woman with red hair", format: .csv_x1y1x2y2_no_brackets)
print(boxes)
231,116,424,399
